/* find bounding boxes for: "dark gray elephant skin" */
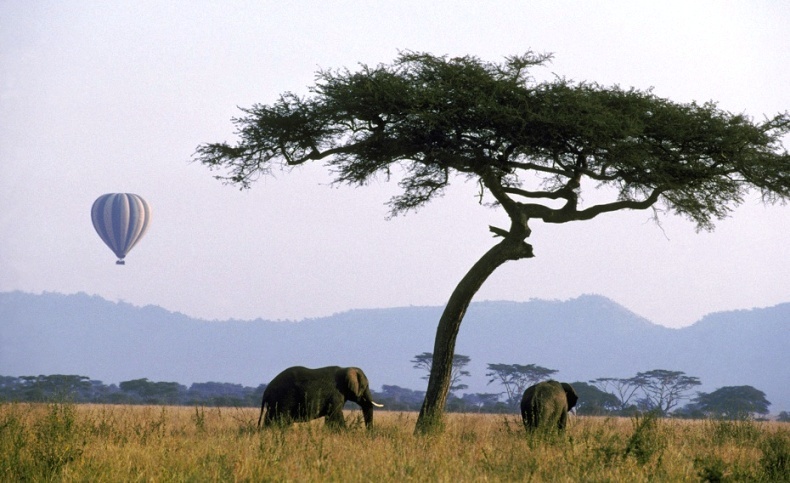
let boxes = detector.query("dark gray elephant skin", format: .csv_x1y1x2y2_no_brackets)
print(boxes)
258,366,383,429
520,380,578,431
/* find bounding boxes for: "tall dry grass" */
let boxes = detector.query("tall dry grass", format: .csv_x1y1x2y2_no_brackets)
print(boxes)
1,402,787,481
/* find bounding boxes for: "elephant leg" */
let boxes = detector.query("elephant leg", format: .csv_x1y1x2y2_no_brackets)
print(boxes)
324,405,346,429
263,407,277,427
264,405,293,428
521,411,532,431
558,410,568,430
257,404,266,429
525,408,540,430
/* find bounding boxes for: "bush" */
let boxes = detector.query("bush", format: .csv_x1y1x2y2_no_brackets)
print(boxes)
624,412,665,465
761,430,789,482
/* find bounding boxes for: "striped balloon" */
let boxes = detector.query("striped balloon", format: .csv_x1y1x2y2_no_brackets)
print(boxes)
91,193,152,265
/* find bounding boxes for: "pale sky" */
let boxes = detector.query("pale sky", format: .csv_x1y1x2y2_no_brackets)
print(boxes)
1,1,788,329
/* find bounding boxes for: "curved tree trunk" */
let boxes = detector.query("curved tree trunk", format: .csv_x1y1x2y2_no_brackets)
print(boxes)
415,236,534,434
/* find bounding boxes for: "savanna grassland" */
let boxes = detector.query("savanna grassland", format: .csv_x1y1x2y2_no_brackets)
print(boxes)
1,403,788,482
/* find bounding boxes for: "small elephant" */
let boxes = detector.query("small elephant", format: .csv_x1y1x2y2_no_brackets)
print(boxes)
257,366,383,429
520,380,578,432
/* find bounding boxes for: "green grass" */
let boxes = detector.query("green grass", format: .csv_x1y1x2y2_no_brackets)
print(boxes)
1,402,787,481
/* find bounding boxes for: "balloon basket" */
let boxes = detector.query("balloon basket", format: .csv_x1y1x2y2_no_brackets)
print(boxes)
116,260,125,265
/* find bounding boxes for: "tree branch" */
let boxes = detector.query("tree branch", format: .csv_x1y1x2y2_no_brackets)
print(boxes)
506,160,567,176
542,187,665,223
502,186,571,200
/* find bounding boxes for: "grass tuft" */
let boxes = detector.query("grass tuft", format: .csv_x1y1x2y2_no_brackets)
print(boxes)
760,429,789,482
624,412,666,465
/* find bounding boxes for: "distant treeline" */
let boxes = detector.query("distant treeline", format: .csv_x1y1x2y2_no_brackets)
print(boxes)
0,375,264,408
0,375,498,413
0,374,589,414
2,374,784,421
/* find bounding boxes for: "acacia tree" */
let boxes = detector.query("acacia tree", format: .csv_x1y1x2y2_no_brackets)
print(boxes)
590,376,643,411
485,363,558,408
195,51,790,433
691,385,770,419
411,352,471,393
631,369,702,415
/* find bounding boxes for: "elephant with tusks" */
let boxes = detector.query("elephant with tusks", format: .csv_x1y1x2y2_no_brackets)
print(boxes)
258,366,383,429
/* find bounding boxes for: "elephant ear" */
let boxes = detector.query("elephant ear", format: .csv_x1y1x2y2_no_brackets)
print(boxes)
344,368,363,397
562,383,579,410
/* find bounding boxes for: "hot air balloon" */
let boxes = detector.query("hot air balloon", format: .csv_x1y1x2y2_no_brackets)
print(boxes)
91,193,152,265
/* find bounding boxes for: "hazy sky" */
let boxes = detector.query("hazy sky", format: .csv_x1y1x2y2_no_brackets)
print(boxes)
2,1,788,329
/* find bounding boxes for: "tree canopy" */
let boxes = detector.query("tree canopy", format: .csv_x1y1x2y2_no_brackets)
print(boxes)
691,385,771,419
593,370,702,415
198,51,789,230
196,51,790,433
631,370,702,415
411,352,471,393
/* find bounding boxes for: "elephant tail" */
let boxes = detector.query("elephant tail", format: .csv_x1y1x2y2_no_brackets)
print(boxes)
257,397,268,429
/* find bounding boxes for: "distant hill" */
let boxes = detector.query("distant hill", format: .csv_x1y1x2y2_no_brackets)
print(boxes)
1,291,788,413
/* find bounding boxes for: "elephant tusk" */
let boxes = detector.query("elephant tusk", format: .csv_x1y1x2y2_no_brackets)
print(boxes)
371,401,384,408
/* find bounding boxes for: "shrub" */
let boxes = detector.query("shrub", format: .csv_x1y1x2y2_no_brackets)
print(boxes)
624,412,665,465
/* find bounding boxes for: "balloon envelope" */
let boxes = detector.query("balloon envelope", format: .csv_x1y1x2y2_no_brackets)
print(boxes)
91,193,151,264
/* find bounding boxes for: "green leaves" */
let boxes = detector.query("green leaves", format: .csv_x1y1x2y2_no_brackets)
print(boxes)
196,51,790,227
692,385,771,419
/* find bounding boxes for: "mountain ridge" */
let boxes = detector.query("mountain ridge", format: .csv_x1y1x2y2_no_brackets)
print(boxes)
1,290,787,413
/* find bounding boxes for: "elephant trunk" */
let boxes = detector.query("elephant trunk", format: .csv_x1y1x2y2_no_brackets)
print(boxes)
359,388,383,429
363,404,374,428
